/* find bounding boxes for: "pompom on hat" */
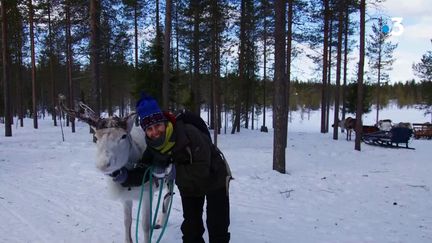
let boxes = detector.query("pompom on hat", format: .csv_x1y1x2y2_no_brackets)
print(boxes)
136,93,167,130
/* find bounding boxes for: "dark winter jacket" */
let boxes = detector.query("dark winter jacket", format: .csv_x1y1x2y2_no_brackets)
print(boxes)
168,120,232,197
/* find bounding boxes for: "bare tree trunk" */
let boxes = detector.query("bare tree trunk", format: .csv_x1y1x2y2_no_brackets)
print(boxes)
175,0,180,108
376,25,382,125
210,0,216,138
17,43,24,127
156,0,160,36
212,44,220,145
244,86,249,129
326,18,333,133
232,0,247,134
376,54,381,124
212,82,218,145
210,76,214,129
66,1,75,132
333,2,344,140
355,0,366,151
29,0,38,129
342,3,349,127
47,2,57,126
107,62,112,116
213,1,222,143
191,0,200,115
251,105,254,130
1,0,12,136
273,0,286,174
90,0,101,115
261,13,268,132
232,101,241,133
285,0,293,148
134,2,138,69
163,0,172,109
321,0,329,133
120,97,125,117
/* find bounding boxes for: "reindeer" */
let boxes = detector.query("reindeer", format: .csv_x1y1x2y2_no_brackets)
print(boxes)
58,95,172,243
333,117,357,140
334,117,383,141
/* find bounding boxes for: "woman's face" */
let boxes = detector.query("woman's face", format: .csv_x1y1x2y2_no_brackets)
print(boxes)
145,122,167,140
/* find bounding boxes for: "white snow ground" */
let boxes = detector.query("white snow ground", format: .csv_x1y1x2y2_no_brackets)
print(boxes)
1,105,431,243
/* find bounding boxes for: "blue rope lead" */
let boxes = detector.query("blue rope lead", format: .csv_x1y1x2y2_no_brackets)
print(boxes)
135,166,175,243
156,180,175,243
149,178,164,240
136,166,153,243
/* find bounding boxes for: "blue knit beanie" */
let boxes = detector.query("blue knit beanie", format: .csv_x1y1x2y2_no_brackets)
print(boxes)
136,93,167,130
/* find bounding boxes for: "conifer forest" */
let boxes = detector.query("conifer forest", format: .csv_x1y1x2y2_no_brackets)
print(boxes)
1,1,432,171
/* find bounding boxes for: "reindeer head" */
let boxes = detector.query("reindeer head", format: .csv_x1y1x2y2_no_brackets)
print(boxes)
331,119,345,129
58,94,145,174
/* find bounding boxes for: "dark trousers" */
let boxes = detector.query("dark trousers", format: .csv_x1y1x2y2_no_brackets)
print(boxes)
180,187,230,243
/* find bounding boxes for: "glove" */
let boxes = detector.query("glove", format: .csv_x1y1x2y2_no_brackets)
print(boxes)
165,164,176,181
152,164,176,181
112,167,128,183
152,166,166,179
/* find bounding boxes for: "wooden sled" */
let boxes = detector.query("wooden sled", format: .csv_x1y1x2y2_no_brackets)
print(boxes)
412,123,432,139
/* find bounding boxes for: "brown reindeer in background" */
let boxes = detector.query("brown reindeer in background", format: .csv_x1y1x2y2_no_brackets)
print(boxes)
333,117,357,140
333,117,380,141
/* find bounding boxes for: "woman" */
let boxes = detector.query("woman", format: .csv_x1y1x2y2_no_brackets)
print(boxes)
115,94,232,243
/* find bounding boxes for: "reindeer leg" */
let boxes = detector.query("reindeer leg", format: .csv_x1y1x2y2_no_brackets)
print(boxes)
155,180,172,229
123,200,133,243
141,183,152,243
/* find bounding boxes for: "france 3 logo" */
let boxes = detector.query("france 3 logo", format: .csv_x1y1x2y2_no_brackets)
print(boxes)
381,17,404,36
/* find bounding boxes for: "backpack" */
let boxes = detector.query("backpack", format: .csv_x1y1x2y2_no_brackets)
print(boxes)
175,110,211,141
176,110,231,179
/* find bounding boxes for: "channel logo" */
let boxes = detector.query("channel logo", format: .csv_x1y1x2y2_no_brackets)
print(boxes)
382,17,404,36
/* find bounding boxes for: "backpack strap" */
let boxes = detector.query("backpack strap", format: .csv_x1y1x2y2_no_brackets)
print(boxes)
163,111,177,125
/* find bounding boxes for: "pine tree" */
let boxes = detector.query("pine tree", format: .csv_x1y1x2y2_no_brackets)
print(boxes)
1,0,12,136
207,0,229,143
256,0,273,132
412,40,432,82
90,0,101,115
273,0,286,174
6,1,27,128
122,0,145,69
332,0,344,140
413,40,432,121
345,81,372,115
232,0,258,133
162,0,172,109
355,0,366,151
29,0,38,128
366,17,398,124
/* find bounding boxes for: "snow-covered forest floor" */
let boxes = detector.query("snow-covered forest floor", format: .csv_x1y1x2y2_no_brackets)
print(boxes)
1,105,431,242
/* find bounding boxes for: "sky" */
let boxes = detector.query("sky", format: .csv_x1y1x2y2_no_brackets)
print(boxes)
291,0,432,84
377,0,432,82
1,105,432,243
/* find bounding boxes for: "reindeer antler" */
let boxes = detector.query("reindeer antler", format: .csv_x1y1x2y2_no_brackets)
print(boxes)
58,94,100,128
57,94,136,130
